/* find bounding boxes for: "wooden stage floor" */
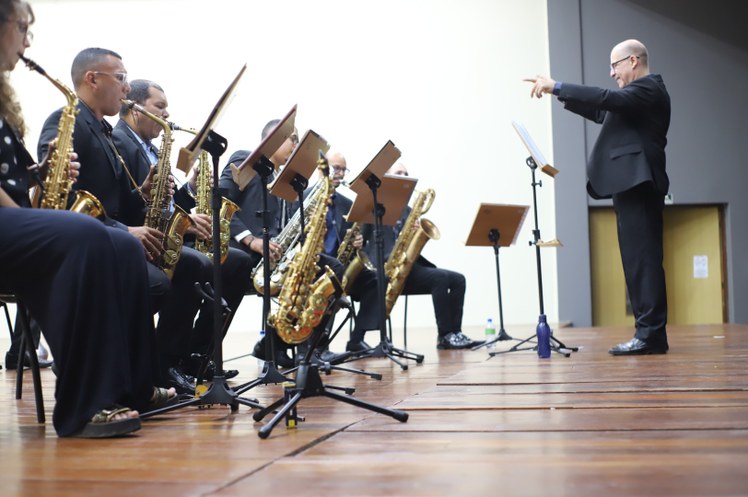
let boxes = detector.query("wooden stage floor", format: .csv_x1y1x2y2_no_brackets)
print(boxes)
2,322,748,497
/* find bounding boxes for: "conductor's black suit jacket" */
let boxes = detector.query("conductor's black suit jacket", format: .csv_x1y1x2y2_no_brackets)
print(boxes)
557,74,670,199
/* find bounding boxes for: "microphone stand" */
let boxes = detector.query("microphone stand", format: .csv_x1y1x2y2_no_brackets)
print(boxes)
491,157,577,358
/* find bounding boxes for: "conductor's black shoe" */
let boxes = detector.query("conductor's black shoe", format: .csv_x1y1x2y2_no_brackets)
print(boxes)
608,337,668,356
162,367,196,395
437,332,472,350
345,340,372,353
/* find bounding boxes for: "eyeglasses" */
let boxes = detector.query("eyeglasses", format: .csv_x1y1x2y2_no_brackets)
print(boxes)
331,165,348,175
289,133,299,145
610,54,638,71
94,71,129,84
2,17,33,42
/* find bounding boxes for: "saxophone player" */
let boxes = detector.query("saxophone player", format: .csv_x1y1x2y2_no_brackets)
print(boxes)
112,80,254,381
360,163,482,350
37,49,203,395
1,1,174,437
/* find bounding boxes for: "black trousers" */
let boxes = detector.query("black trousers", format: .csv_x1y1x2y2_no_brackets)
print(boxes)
0,209,157,436
612,182,668,344
403,263,466,337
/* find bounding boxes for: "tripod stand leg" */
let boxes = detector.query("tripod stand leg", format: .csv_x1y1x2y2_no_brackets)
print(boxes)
257,391,303,439
323,389,408,422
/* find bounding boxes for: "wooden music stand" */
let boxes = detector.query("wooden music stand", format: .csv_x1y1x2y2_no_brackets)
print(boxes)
466,203,529,349
175,64,246,174
347,143,424,370
230,104,298,190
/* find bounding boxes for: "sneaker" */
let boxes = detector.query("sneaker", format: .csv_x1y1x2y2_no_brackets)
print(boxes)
437,332,472,350
454,331,485,347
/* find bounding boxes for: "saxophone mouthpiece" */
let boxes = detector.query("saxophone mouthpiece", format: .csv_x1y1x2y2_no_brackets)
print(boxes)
121,98,135,109
18,53,46,75
169,122,197,134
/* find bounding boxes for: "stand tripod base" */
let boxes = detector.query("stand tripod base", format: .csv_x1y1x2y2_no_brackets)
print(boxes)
471,328,513,351
140,375,263,419
488,333,579,358
252,363,408,439
347,340,425,371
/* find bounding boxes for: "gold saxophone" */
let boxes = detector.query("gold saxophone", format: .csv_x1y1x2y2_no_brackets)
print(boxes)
19,55,105,219
336,222,374,294
268,154,342,345
122,99,193,279
252,178,327,295
384,188,441,316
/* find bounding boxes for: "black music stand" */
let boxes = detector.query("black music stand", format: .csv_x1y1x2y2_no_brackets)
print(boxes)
492,121,576,358
230,105,299,395
466,203,529,350
143,69,267,417
251,153,409,439
347,141,424,370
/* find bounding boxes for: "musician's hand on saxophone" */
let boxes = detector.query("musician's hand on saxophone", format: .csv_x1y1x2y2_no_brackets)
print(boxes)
140,165,175,203
243,234,282,262
128,225,165,262
352,232,364,250
29,145,79,186
187,212,212,240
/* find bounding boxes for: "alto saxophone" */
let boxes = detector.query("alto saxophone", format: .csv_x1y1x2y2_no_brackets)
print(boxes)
19,55,105,219
268,153,342,345
122,99,193,279
384,188,441,316
336,222,374,294
192,148,240,263
252,178,327,295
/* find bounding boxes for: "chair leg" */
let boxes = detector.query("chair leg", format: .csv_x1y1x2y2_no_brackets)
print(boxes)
2,301,13,340
15,303,45,423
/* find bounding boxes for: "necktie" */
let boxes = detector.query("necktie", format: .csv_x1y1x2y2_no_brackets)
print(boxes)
324,193,337,255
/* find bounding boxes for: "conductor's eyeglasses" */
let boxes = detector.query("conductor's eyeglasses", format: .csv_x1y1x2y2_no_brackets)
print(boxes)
331,165,348,175
610,55,638,71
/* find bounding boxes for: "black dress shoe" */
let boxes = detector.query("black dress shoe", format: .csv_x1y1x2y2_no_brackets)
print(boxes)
437,332,472,350
162,367,196,395
252,341,295,368
345,340,372,353
608,337,668,356
5,351,53,370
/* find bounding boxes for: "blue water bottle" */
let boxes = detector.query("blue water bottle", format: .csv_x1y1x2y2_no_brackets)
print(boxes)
536,314,551,358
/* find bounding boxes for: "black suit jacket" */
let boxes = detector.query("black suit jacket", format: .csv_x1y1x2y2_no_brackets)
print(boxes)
111,119,194,219
38,102,144,227
557,74,670,199
219,150,282,243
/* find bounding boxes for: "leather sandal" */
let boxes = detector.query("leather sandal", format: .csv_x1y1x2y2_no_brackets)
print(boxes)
71,405,141,438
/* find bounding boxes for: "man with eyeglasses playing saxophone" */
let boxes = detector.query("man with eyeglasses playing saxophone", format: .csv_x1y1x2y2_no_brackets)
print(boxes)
38,48,208,395
113,79,254,381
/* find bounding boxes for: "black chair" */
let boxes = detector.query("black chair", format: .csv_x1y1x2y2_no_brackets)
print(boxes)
0,293,45,423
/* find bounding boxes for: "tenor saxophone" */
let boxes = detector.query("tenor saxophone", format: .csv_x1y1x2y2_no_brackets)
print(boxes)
122,99,193,279
384,188,441,316
268,153,342,345
192,148,240,263
252,178,327,295
19,55,105,219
